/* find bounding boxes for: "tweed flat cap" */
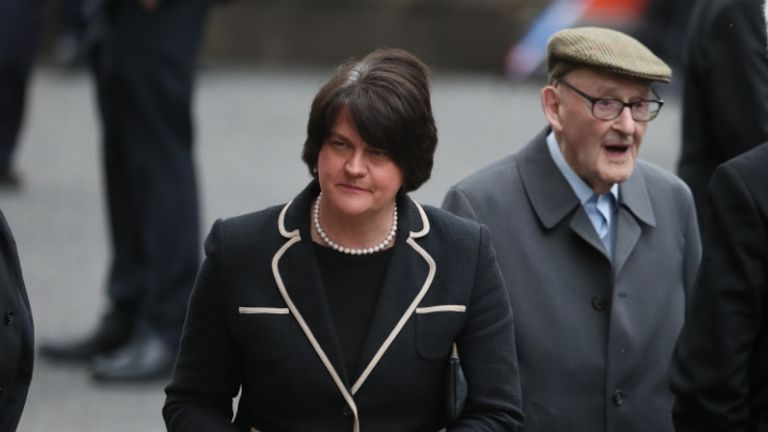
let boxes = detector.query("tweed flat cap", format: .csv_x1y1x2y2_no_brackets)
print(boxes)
547,27,671,83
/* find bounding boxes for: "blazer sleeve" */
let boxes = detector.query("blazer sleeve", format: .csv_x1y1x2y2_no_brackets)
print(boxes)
670,162,767,431
451,225,525,431
164,220,243,432
0,211,33,432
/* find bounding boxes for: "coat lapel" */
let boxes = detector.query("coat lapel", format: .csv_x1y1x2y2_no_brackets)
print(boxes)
615,165,656,275
351,195,434,394
518,128,658,265
517,129,582,231
518,128,611,255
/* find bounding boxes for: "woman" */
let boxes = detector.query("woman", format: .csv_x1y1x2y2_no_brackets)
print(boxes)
163,48,524,431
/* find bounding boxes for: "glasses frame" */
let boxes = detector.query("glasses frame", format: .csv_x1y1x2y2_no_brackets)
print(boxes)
555,79,664,122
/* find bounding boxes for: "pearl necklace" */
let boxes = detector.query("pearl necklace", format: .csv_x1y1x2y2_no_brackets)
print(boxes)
313,192,398,255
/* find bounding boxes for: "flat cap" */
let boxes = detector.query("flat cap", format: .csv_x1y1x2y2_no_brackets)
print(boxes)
547,27,671,83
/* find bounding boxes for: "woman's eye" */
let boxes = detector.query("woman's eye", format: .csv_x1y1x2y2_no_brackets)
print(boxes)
368,149,390,159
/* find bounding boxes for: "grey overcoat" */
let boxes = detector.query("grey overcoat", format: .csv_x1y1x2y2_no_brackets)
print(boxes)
442,128,701,432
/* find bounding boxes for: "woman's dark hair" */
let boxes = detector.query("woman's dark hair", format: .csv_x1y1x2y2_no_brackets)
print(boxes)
302,48,437,193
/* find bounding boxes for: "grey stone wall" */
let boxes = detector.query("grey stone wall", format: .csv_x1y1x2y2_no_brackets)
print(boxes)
203,0,547,72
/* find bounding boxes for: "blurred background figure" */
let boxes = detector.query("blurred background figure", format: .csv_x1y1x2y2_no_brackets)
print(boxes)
51,0,88,68
39,0,212,382
0,210,33,432
0,0,43,189
633,0,695,70
676,0,768,230
505,0,647,79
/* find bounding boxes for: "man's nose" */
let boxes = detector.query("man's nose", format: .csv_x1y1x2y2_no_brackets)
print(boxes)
612,106,636,134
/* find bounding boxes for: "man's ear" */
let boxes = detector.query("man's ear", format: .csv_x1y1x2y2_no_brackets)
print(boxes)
541,85,564,132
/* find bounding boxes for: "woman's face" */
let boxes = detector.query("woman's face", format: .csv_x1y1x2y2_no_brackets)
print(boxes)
316,106,404,219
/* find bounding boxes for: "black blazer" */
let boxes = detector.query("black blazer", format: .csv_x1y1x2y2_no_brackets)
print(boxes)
0,210,33,432
677,0,768,227
164,182,524,432
671,142,768,431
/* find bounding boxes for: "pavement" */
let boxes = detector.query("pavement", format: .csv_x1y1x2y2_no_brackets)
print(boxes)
1,65,683,431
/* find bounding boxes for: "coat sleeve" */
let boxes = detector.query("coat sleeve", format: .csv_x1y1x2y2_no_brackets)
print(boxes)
450,225,525,431
670,162,767,431
163,220,243,432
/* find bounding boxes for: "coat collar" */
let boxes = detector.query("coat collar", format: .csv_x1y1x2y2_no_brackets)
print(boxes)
271,182,435,432
518,127,656,266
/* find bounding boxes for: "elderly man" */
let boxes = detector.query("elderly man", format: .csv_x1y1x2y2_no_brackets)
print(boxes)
443,27,701,432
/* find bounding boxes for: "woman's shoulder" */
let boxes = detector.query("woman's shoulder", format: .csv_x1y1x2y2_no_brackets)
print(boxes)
205,204,286,252
418,202,486,244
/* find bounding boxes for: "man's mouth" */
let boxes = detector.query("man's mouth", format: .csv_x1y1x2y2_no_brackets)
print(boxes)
605,144,630,155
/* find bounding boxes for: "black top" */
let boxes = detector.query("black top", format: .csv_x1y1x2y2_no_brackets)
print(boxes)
314,244,393,382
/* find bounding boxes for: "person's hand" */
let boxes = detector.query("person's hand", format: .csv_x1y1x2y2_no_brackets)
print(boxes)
138,0,159,11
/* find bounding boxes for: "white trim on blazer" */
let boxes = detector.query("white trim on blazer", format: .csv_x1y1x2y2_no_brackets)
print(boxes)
270,196,436,432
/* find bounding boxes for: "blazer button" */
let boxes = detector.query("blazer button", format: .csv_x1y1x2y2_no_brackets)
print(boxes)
4,310,14,326
342,404,353,417
591,295,608,312
612,389,625,407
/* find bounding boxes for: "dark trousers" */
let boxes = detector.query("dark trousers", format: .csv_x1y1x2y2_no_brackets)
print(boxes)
0,0,42,174
90,0,210,347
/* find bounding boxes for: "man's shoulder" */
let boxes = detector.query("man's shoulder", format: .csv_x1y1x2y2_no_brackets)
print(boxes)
715,142,768,191
452,152,520,194
636,160,690,195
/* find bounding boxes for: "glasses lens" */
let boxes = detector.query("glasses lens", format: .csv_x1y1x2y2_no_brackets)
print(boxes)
592,100,623,120
631,101,661,121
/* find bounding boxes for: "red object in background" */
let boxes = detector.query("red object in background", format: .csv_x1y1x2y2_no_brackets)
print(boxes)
583,0,648,22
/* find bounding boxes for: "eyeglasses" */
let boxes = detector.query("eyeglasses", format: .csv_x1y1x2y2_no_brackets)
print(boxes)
556,80,664,122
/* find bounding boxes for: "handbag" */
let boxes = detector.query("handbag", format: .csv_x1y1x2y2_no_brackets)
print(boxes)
446,342,468,426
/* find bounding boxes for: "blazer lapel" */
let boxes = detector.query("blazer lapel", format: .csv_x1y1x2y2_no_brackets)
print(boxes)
276,235,347,382
351,196,435,395
270,183,353,402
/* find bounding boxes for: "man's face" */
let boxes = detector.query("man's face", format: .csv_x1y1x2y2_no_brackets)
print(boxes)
542,68,654,194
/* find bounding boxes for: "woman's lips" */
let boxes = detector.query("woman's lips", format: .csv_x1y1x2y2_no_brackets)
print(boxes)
338,183,368,192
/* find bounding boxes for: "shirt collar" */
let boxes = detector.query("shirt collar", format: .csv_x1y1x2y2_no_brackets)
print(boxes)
546,131,619,203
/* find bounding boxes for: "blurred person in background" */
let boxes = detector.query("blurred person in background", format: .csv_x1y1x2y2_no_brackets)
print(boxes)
669,2,768,430
51,0,88,68
444,27,701,432
39,0,213,382
0,210,33,432
676,0,768,230
163,48,525,432
0,0,43,189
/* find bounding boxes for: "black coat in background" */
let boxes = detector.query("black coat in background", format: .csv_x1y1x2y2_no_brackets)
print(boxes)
164,182,524,432
0,210,33,431
677,0,768,229
671,142,768,431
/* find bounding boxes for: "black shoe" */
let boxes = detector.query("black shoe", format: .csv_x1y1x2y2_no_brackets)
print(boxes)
0,170,21,191
39,308,134,362
90,332,175,382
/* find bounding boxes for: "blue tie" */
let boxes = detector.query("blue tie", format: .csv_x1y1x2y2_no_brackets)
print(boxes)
587,194,614,257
